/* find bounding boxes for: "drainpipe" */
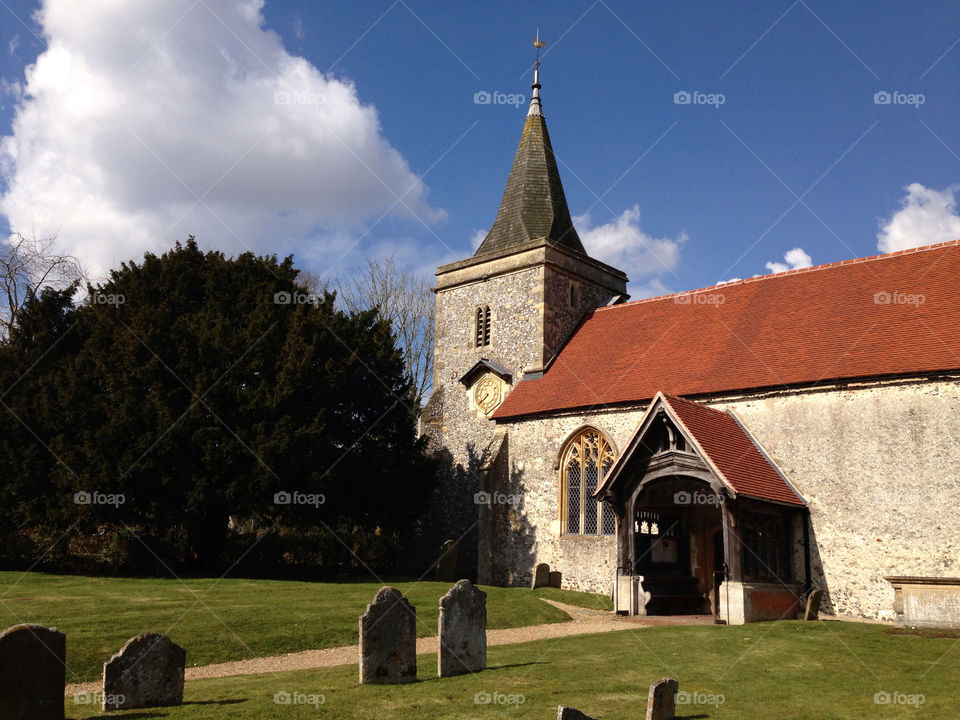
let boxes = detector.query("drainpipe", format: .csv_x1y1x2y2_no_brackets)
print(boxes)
803,509,811,594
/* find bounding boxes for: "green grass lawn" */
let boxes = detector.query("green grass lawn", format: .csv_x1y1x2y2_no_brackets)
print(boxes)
64,622,958,719
0,571,605,683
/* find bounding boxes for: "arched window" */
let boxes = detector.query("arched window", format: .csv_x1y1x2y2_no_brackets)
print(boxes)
562,428,617,536
474,305,491,347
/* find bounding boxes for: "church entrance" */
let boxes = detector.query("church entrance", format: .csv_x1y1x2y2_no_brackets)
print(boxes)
629,476,723,615
594,393,809,623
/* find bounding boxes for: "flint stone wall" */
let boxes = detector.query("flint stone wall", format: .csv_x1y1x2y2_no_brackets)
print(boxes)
0,624,65,720
424,259,616,582
493,376,960,620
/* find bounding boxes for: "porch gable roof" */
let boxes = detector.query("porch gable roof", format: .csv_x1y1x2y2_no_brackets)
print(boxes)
597,392,806,507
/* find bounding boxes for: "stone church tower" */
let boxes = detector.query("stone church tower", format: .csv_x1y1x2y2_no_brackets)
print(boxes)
420,59,628,582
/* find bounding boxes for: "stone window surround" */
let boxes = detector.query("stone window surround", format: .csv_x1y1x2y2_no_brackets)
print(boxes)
558,425,618,537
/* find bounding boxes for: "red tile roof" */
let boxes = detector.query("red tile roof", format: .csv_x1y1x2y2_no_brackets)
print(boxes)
495,240,960,419
661,394,804,505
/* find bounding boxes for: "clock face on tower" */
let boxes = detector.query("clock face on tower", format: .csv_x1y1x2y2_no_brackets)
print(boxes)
473,374,502,414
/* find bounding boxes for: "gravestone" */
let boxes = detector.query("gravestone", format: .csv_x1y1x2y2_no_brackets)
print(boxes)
102,632,185,710
0,624,65,720
646,677,678,720
804,588,823,621
549,571,562,589
435,539,459,582
558,705,597,719
531,562,550,589
438,579,487,677
359,586,417,684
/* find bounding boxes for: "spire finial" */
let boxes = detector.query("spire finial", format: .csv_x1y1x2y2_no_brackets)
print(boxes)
529,30,546,117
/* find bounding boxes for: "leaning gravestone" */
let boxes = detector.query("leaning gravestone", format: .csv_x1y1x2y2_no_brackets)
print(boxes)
102,632,185,710
549,570,562,588
646,677,679,720
804,588,823,621
558,705,597,719
438,579,487,677
435,539,459,582
0,624,65,720
531,562,550,589
359,587,417,684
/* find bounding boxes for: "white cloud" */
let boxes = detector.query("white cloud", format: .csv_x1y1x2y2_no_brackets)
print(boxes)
469,228,487,251
574,204,686,298
0,0,442,279
877,183,960,253
765,247,812,274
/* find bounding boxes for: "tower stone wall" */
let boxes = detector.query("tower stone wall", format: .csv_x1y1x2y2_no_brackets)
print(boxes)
421,245,625,581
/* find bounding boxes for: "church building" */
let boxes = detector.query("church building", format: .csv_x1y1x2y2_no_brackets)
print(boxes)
420,60,960,624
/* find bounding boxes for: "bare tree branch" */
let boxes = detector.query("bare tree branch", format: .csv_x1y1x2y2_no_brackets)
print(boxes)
0,232,86,341
314,258,434,408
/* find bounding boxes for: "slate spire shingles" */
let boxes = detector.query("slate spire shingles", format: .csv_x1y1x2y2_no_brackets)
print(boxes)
474,68,586,257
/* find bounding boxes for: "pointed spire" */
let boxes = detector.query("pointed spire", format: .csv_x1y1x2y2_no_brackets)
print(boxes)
474,33,586,257
529,29,545,117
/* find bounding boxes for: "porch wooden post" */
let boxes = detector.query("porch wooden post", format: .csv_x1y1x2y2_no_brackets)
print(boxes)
722,498,741,582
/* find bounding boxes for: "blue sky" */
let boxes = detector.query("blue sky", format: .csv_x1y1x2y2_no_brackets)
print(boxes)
1,0,958,296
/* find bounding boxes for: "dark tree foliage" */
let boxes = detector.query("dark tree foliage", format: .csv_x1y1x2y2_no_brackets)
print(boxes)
0,239,433,569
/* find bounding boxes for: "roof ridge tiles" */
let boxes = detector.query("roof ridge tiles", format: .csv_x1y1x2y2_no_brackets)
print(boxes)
595,238,960,313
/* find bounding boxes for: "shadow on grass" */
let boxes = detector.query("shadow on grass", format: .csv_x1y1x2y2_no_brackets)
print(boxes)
484,661,551,671
76,698,247,719
76,714,165,720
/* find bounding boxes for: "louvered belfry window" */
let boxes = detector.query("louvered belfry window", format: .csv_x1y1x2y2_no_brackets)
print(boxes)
475,305,491,347
563,429,616,536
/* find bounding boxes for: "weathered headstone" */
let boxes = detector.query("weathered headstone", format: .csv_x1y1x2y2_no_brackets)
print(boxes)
435,539,459,582
0,623,65,720
804,588,823,621
102,632,185,710
549,570,562,588
531,562,550,589
359,586,417,684
438,579,487,677
646,677,678,720
558,705,597,720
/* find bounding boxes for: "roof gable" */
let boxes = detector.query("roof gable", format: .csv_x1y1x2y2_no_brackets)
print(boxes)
598,393,805,506
494,240,960,419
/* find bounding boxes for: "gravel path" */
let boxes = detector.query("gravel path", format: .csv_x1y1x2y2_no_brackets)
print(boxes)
65,599,712,696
